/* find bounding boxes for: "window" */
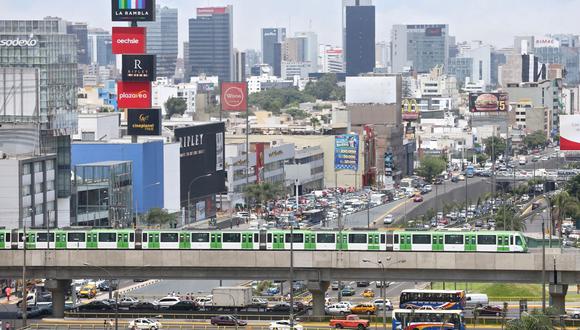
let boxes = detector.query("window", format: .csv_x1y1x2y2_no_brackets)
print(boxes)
98,233,116,242
316,233,335,243
23,163,31,175
381,234,385,244
68,233,85,242
477,235,496,245
46,160,54,171
285,233,304,243
254,233,258,242
191,233,209,242
5,233,10,242
129,233,134,242
36,233,55,242
22,185,31,197
160,233,178,242
33,162,42,173
412,234,431,244
46,180,54,191
142,233,148,242
348,234,367,244
444,235,464,245
223,233,241,243
267,233,272,243
394,235,399,244
516,236,522,246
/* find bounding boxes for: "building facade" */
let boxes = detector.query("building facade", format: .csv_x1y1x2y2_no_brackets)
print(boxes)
87,28,114,66
320,46,345,73
345,5,375,76
262,27,286,75
140,6,179,79
66,22,89,65
391,24,449,73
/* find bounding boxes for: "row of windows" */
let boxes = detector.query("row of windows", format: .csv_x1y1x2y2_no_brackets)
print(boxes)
395,234,522,246
401,292,463,303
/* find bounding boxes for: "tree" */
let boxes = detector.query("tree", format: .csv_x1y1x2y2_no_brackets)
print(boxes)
303,74,345,101
249,88,315,113
243,182,285,213
285,108,309,120
476,153,489,165
165,97,187,118
310,117,321,131
416,156,447,183
523,130,548,150
550,191,579,238
483,136,506,161
144,208,176,227
566,173,580,200
506,311,553,330
494,205,525,231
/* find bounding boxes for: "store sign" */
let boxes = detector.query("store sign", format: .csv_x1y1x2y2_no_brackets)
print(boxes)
117,81,151,108
122,55,156,81
111,0,156,21
112,27,146,54
335,134,359,171
127,108,161,135
0,35,38,47
220,82,247,111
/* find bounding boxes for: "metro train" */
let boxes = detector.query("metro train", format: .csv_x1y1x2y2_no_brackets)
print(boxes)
0,229,528,252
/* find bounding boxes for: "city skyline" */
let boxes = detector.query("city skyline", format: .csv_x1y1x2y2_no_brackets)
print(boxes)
3,0,580,54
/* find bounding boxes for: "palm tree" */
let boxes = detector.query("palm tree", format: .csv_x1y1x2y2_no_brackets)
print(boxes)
243,182,285,215
550,191,578,239
495,205,525,231
310,117,321,132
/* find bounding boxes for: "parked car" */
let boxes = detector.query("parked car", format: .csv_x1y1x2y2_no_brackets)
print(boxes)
475,305,503,316
129,302,159,312
127,318,162,330
566,308,580,319
210,315,247,326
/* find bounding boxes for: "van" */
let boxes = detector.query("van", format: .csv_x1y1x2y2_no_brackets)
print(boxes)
466,293,488,308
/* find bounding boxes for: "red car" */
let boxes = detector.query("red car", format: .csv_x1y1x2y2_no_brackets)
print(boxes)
413,195,423,202
210,315,247,326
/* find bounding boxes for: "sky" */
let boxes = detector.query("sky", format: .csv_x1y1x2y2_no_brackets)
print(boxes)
3,0,580,56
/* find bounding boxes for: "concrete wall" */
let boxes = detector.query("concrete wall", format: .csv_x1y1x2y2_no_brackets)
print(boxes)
163,143,180,212
0,159,20,228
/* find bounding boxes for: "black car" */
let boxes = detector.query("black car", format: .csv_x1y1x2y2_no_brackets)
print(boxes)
356,281,369,287
167,301,197,311
268,302,291,312
77,301,114,312
129,302,159,312
475,305,503,316
211,315,247,326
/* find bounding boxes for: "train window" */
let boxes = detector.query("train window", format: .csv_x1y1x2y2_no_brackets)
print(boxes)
477,235,496,245
394,235,399,244
5,233,10,242
142,233,148,242
348,234,366,244
267,234,272,243
515,236,522,246
316,233,335,243
412,234,431,244
129,233,134,242
444,235,463,245
67,233,85,242
510,236,513,245
160,233,179,242
381,234,385,244
98,233,117,242
285,233,304,243
191,233,209,242
18,233,24,242
36,233,55,242
223,233,241,243
254,234,259,242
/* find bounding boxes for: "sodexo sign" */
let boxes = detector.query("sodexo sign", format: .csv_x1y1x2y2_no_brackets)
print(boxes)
0,35,38,47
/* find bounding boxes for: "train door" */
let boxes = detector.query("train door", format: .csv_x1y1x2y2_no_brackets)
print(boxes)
87,232,98,249
148,232,160,249
336,233,348,250
273,232,284,250
242,233,253,249
432,233,444,251
498,235,509,252
304,233,316,250
117,232,129,249
179,232,191,249
400,233,412,251
0,232,5,249
368,233,379,250
210,232,222,249
259,230,267,250
465,234,476,251
56,232,67,249
25,232,35,250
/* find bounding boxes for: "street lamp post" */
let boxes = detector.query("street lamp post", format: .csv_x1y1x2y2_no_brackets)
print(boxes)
187,174,213,223
83,263,118,330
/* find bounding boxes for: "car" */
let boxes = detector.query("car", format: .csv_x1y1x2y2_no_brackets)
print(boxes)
329,314,370,330
118,297,140,307
268,302,292,312
193,296,213,307
475,305,503,317
375,281,391,288
155,296,181,309
78,284,97,298
423,185,432,192
566,308,580,319
451,176,459,183
97,281,111,292
383,214,394,225
413,195,423,202
128,318,162,330
331,281,343,290
167,301,197,311
361,289,375,298
77,300,113,312
269,320,303,330
265,286,280,295
458,175,465,181
129,302,159,312
372,298,393,311
210,315,247,326
251,297,268,309
350,303,376,315
341,286,356,296
356,281,369,287
325,302,352,315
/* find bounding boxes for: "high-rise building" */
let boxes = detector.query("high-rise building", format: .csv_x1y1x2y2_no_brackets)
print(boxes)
342,0,372,59
234,49,246,82
283,37,307,62
261,28,286,73
295,31,319,70
88,28,115,66
0,17,78,228
320,45,345,73
188,6,234,82
345,5,375,76
375,41,389,69
391,24,449,73
183,41,190,81
140,6,179,79
66,22,89,65
244,49,261,75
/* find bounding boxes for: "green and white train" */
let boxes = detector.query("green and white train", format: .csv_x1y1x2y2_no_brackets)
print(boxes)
0,229,528,253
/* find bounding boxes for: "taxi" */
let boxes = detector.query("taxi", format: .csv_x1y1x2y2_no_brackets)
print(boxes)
350,303,376,315
361,289,375,298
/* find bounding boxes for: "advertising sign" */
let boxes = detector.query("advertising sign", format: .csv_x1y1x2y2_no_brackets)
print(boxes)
111,0,156,22
220,82,248,111
335,134,359,171
425,27,442,36
559,115,580,150
402,98,420,121
255,142,266,183
469,93,509,112
117,81,151,109
175,122,226,202
122,55,156,81
112,27,146,54
127,108,161,135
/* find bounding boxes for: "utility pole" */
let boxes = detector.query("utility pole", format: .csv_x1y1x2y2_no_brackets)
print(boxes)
542,221,546,313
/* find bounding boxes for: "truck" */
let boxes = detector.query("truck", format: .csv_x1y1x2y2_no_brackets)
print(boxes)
329,314,370,329
211,286,253,308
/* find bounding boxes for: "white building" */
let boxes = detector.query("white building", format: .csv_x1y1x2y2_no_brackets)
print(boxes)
73,112,121,141
247,74,294,94
152,79,198,116
281,61,312,80
320,45,345,73
458,41,492,88
294,31,319,71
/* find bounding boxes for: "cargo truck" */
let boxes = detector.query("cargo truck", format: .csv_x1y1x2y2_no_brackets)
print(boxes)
211,286,253,309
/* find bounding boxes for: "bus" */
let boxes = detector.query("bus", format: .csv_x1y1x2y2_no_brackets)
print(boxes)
465,165,474,178
400,290,466,310
392,309,465,330
301,209,325,224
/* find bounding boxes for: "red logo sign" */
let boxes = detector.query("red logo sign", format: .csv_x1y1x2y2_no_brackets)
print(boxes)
220,82,247,111
112,27,146,54
117,81,151,109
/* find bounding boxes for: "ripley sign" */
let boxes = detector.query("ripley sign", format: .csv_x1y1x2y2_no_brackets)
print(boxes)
220,82,247,111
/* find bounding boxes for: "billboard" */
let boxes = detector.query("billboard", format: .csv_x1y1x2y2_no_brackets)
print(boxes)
335,134,359,171
117,81,151,108
127,108,161,136
175,122,226,202
111,0,156,22
345,76,397,104
112,27,146,54
122,55,156,81
559,115,580,150
402,98,420,121
220,82,248,111
469,92,508,112
425,27,442,36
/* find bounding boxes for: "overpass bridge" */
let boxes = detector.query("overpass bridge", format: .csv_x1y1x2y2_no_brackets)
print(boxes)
1,249,578,317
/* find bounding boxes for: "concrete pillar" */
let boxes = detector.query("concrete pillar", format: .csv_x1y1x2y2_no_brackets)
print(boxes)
307,281,330,317
549,284,568,315
45,279,70,318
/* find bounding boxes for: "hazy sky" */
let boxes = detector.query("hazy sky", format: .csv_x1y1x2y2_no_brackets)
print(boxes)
3,0,580,55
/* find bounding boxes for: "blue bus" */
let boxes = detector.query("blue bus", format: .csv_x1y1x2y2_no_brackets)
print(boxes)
392,309,465,330
465,165,475,178
400,290,466,310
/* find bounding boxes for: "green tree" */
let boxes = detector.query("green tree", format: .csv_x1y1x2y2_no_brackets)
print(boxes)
506,311,553,330
243,182,286,212
475,153,489,165
566,173,580,200
303,74,345,101
144,208,176,227
416,156,447,183
165,97,187,118
483,136,506,161
285,108,309,120
523,130,548,150
494,205,525,231
249,88,315,113
310,117,321,131
550,191,579,238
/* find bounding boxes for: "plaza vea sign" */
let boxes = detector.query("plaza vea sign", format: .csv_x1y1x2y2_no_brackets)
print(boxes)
112,27,146,54
117,81,151,108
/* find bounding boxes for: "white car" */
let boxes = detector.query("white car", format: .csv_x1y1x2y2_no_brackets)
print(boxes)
269,320,304,330
193,296,213,307
154,296,180,309
383,214,394,225
325,302,352,315
567,308,580,319
128,318,162,330
118,297,140,307
373,298,393,311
